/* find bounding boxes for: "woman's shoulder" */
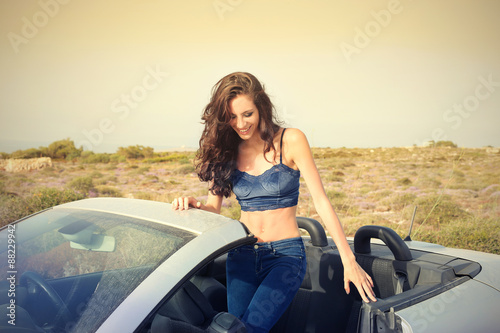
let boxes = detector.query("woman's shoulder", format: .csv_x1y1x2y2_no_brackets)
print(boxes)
282,128,308,145
281,128,311,166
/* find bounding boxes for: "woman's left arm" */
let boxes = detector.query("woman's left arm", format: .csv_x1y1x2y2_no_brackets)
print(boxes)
286,128,377,303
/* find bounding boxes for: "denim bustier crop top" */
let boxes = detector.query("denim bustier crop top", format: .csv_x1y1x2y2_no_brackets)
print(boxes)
231,129,300,212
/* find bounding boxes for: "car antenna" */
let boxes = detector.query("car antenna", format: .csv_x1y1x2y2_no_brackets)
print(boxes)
404,206,417,241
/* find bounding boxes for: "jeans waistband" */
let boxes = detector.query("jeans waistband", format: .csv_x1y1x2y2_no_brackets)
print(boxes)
241,236,303,251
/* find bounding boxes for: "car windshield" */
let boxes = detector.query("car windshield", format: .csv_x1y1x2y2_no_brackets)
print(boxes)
0,208,196,333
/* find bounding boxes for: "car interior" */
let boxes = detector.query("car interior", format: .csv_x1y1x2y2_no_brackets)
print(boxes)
0,216,481,333
0,210,194,333
140,217,482,333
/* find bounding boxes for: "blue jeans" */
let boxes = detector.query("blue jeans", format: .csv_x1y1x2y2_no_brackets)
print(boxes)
226,237,307,333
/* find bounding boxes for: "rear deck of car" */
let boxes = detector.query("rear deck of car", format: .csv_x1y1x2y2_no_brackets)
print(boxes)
178,220,481,333
271,238,479,332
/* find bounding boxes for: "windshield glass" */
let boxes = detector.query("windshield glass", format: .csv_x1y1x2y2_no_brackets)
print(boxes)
0,208,196,333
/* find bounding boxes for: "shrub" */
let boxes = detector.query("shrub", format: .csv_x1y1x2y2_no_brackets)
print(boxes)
79,152,111,164
3,173,34,189
396,177,412,186
325,171,345,183
45,138,82,160
89,171,104,179
384,193,417,211
174,164,195,175
110,154,127,163
67,176,95,194
116,145,154,159
326,190,360,217
326,190,346,201
435,141,458,148
133,192,154,200
405,194,470,227
127,166,151,176
415,216,500,254
391,193,417,210
166,179,181,185
221,201,241,220
10,148,43,159
95,185,123,197
369,189,393,201
27,187,85,211
0,195,26,226
8,139,82,160
416,176,442,189
0,187,85,227
38,166,58,177
145,152,193,164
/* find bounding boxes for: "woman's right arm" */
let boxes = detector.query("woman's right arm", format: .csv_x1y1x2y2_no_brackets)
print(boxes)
171,190,223,214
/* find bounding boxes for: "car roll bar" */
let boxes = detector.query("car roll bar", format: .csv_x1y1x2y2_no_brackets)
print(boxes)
296,217,328,247
354,225,412,261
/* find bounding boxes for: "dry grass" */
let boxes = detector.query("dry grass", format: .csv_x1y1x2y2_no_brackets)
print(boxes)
1,147,499,254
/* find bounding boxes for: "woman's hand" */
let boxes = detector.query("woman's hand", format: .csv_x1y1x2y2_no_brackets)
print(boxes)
343,260,377,303
171,196,201,210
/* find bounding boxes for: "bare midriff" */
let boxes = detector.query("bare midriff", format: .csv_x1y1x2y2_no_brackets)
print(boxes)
239,206,300,243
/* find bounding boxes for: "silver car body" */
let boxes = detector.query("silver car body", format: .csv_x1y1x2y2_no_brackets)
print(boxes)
2,197,499,333
65,198,251,333
396,241,500,333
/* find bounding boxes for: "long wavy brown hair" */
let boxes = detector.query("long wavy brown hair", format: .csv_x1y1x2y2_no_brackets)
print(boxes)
196,72,281,197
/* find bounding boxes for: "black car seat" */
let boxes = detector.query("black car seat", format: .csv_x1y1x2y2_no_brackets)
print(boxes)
191,274,228,312
354,225,414,299
151,280,245,333
271,218,356,333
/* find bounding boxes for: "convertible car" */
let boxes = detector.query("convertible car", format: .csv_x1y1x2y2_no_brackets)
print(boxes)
1,198,499,333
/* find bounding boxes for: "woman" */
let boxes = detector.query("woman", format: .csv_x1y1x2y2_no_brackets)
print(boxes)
172,72,376,332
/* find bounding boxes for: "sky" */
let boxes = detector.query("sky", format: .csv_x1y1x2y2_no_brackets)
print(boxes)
1,0,499,153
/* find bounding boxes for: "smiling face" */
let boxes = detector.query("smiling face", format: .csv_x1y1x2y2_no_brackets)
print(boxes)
228,94,260,141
